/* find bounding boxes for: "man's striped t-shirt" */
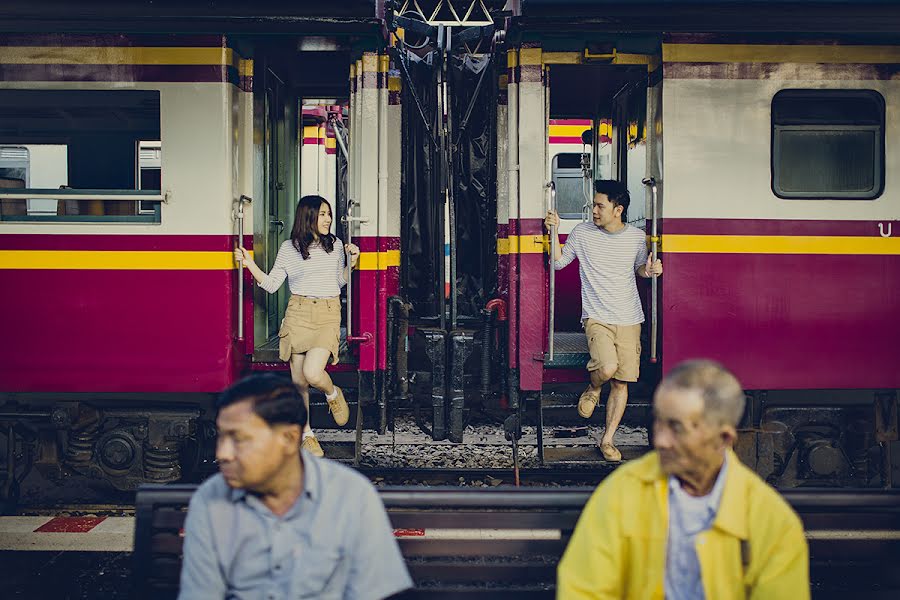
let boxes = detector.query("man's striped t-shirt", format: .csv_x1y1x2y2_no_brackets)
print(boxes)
554,222,648,325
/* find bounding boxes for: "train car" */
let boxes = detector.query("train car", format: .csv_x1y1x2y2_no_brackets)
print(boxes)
1,0,898,504
0,2,388,499
502,1,900,488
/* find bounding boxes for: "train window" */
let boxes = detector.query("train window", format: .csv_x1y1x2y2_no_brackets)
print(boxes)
0,89,163,222
772,89,884,200
552,153,592,219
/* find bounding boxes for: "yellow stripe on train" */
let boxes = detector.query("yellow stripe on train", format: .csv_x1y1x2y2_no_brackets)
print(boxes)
0,250,238,270
357,250,401,270
0,249,404,271
497,235,548,255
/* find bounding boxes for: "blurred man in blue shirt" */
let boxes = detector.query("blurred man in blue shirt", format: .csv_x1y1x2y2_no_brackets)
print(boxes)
179,374,412,600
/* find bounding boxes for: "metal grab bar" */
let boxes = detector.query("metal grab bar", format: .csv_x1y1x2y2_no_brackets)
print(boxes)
546,181,557,361
234,195,252,342
641,177,659,363
0,191,170,202
341,199,371,344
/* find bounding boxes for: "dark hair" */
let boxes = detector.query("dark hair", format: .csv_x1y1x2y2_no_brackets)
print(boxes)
594,179,631,222
291,195,336,259
216,373,308,428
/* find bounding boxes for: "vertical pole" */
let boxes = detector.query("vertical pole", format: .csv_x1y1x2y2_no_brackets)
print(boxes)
506,47,519,386
235,195,251,341
544,64,554,362
642,177,659,363
547,182,556,361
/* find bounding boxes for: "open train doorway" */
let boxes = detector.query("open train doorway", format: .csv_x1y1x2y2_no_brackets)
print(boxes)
540,58,662,465
243,39,360,368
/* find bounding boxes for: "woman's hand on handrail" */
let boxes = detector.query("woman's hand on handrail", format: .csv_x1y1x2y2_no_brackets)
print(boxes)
345,243,360,268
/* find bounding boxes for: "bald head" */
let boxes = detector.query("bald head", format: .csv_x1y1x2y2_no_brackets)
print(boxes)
658,360,745,427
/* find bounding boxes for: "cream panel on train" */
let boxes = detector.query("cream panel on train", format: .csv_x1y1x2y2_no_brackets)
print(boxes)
0,82,244,235
664,74,900,221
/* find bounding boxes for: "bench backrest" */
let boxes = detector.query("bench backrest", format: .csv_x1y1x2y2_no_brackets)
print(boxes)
132,484,592,600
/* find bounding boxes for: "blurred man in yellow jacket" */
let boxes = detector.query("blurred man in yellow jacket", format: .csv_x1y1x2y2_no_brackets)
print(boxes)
557,360,809,600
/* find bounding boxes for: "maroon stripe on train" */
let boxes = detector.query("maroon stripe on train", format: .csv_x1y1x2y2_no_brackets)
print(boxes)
506,222,520,369
0,234,247,252
515,218,545,236
664,62,900,80
662,252,900,389
496,223,509,301
0,34,228,47
549,136,589,144
661,218,898,237
518,64,542,83
377,236,401,252
0,64,237,84
518,252,546,391
549,119,591,126
354,268,377,371
0,269,244,392
354,236,378,252
507,218,547,390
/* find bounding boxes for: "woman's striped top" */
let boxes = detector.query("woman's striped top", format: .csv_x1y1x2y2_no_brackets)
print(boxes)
258,238,347,297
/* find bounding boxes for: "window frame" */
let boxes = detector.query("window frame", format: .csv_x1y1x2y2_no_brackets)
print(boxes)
0,89,163,223
551,152,592,220
770,88,885,201
0,189,163,223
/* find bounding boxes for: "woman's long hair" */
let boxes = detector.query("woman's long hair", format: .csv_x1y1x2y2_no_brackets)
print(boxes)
290,195,336,260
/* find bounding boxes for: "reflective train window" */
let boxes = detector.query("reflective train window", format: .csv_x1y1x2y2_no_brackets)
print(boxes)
0,89,162,222
552,152,592,219
772,89,885,200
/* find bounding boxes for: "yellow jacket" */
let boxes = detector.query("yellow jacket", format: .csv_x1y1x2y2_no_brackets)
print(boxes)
557,450,809,600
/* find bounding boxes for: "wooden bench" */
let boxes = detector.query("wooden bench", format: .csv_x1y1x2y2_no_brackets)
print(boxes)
133,483,900,599
132,484,589,600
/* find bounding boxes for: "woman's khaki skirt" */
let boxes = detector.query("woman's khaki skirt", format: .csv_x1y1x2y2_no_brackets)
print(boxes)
278,295,342,364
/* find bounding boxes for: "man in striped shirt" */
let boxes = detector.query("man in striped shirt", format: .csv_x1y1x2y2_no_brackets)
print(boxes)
545,180,662,462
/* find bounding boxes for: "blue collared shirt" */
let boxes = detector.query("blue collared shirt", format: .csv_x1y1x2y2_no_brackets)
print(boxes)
664,453,729,600
178,451,412,600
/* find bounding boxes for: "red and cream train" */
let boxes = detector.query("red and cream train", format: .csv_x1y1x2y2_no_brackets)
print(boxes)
0,1,897,496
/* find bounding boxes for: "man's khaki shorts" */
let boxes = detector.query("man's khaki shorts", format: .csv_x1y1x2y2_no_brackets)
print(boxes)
584,319,641,382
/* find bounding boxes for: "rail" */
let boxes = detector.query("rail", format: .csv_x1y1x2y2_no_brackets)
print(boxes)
233,195,252,342
546,181,557,361
0,190,170,202
641,177,659,363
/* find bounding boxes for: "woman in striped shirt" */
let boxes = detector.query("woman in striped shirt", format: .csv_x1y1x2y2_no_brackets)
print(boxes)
235,195,360,457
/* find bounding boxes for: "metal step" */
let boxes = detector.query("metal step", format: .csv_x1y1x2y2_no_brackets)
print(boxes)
544,332,589,368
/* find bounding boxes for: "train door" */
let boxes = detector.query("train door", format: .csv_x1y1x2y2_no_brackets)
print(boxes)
252,61,294,349
539,57,660,464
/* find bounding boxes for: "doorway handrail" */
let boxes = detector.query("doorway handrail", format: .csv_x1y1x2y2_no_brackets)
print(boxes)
234,195,252,342
546,180,557,362
341,200,371,344
641,177,659,363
